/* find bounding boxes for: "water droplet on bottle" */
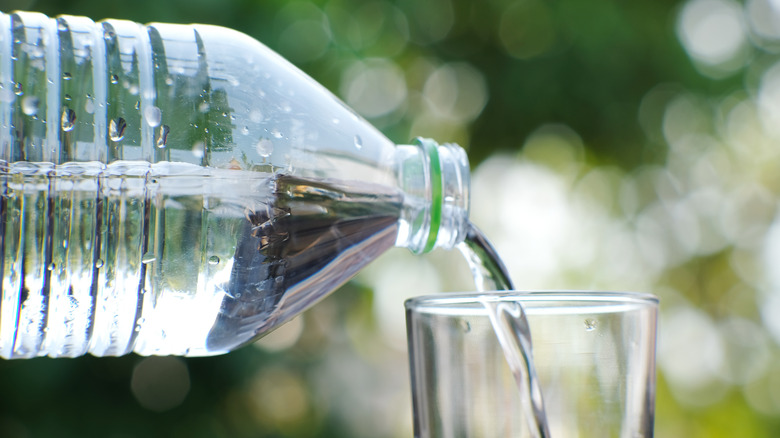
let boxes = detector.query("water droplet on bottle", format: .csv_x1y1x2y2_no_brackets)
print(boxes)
208,255,220,265
95,259,104,268
459,319,471,333
584,318,598,332
109,117,126,141
57,21,68,32
13,82,23,95
241,126,250,135
85,96,95,114
191,141,205,158
64,94,71,101
165,76,173,86
104,29,115,40
271,128,282,139
110,74,119,84
141,253,156,264
21,96,39,116
47,262,56,271
134,101,141,110
61,107,76,132
156,124,170,148
354,135,363,149
62,72,72,81
255,138,273,157
144,106,162,127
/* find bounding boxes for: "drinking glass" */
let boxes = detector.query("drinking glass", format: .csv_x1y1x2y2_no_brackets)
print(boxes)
405,291,658,438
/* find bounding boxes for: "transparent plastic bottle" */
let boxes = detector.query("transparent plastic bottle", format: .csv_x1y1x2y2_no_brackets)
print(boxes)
0,11,470,358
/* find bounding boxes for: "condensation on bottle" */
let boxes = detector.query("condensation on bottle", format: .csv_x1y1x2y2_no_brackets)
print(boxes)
0,12,471,359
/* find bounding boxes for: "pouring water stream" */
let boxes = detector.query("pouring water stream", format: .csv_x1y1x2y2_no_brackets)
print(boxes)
457,223,552,438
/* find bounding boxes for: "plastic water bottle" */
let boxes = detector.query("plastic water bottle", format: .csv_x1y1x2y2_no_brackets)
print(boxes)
0,11,470,358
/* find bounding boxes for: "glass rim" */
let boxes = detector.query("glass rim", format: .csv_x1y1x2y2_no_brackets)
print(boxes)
405,291,658,315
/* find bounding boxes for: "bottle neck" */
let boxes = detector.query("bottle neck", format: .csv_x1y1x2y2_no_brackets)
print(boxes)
395,138,470,254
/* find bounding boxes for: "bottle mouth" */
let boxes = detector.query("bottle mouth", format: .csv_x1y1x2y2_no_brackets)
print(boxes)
395,138,470,254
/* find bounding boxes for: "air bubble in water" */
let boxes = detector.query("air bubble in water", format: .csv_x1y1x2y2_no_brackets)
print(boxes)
109,117,127,141
208,256,220,265
141,253,156,264
144,106,162,127
21,96,39,115
61,107,76,131
354,135,363,149
255,138,273,157
156,125,170,148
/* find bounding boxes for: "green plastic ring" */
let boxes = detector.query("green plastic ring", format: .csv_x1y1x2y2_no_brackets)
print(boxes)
418,138,442,254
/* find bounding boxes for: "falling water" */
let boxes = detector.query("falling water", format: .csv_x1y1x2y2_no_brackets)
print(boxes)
457,223,551,438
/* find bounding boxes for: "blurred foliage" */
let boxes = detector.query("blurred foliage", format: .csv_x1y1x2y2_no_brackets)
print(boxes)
2,0,780,437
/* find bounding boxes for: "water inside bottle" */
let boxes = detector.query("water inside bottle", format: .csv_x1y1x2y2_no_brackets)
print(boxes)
0,160,402,358
458,225,551,438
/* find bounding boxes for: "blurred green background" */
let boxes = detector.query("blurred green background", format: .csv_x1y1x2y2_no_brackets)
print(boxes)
2,0,780,436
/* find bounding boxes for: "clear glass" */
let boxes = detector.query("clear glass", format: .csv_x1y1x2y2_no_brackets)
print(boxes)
405,291,658,438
